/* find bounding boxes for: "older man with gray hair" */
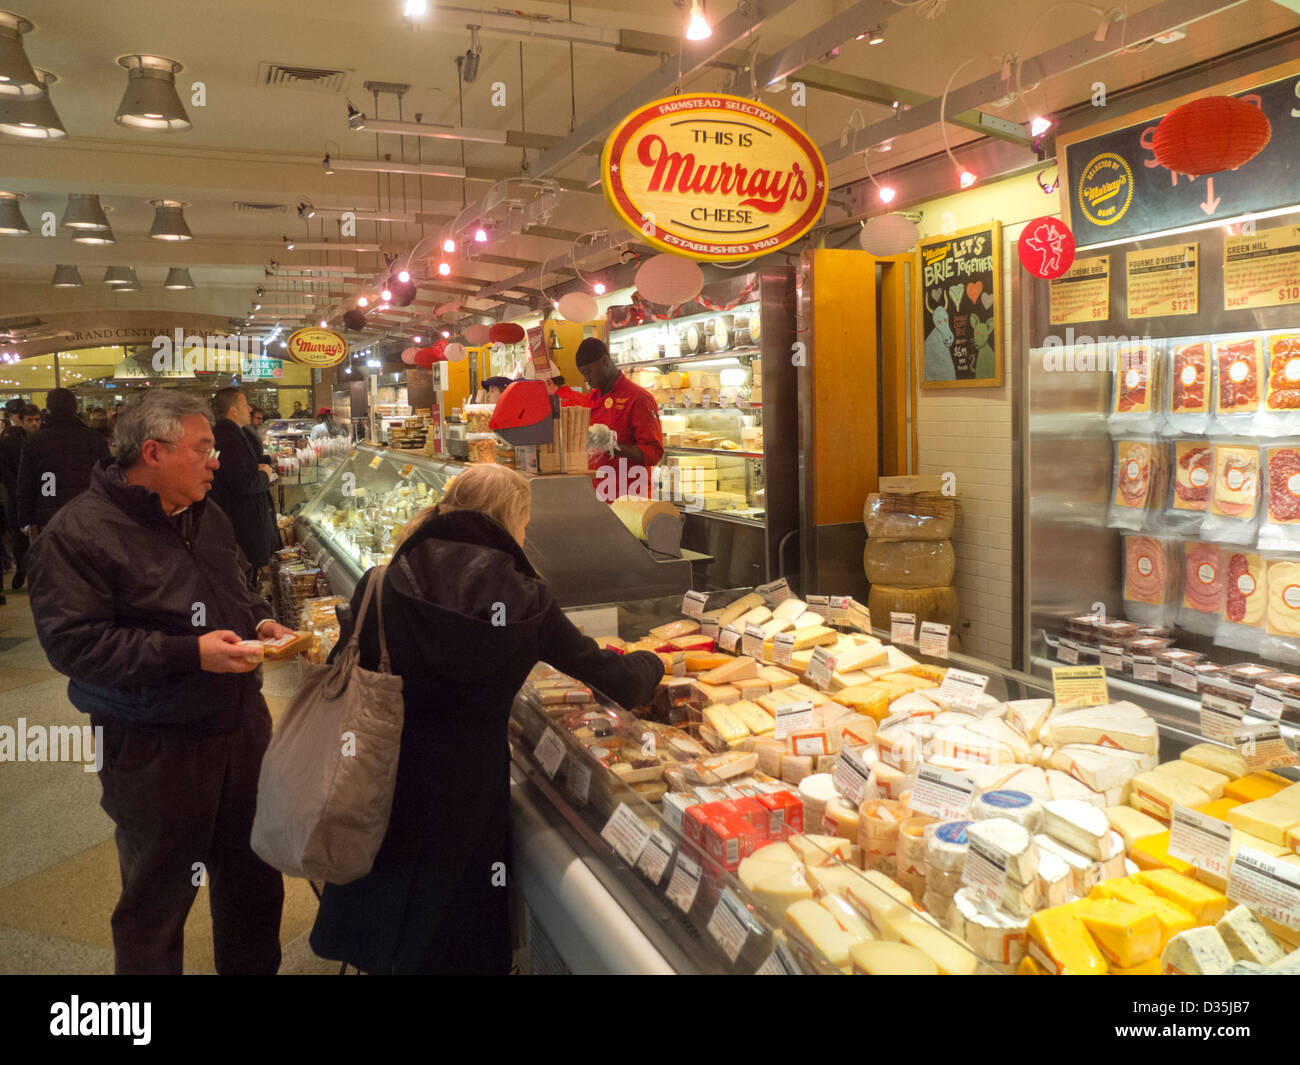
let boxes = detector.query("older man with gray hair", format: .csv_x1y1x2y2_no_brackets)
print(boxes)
27,390,294,975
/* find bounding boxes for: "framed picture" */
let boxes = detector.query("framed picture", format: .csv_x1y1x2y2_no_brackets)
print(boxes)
916,221,1003,389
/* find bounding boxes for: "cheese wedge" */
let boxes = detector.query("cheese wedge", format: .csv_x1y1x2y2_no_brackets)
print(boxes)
1161,926,1233,975
1128,830,1194,875
1105,805,1167,849
1048,744,1151,791
702,703,748,743
966,817,1039,882
1148,759,1230,801
849,940,937,975
830,684,893,722
1003,698,1055,742
887,913,979,975
729,699,774,736
1035,834,1098,896
1227,784,1300,844
830,639,889,673
1134,869,1228,924
695,681,739,705
716,592,764,628
684,651,732,673
844,871,915,939
1192,797,1242,821
806,862,863,898
785,898,864,968
820,893,876,941
1026,903,1109,975
1045,769,1105,806
1090,878,1196,949
1041,799,1122,860
1216,904,1285,966
798,611,827,628
1128,770,1212,821
734,677,769,702
736,605,773,627
1018,954,1049,975
760,617,795,639
759,665,797,689
1224,771,1292,802
1195,831,1289,892
1180,743,1249,780
772,598,808,622
765,626,838,654
738,854,814,911
1111,956,1162,974
790,833,854,867
1046,702,1158,754
1075,898,1162,967
649,619,700,640
668,633,715,651
700,655,758,685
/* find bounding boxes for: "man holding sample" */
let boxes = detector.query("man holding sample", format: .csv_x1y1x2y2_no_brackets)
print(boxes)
576,337,663,501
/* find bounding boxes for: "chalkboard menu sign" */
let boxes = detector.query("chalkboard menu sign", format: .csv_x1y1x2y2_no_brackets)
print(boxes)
1059,64,1300,248
916,221,1003,389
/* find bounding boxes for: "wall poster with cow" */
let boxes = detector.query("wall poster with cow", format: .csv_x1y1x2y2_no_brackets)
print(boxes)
916,221,1003,390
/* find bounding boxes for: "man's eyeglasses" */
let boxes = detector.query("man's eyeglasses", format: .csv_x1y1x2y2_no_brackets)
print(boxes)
156,439,219,461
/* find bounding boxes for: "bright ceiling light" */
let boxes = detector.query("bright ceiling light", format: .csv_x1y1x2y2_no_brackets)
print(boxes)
0,68,66,138
442,237,456,253
404,0,428,16
163,267,194,289
0,191,29,235
357,296,369,307
1030,116,1052,137
397,269,410,283
62,193,110,230
381,288,392,301
959,170,977,189
114,54,191,132
103,266,134,285
72,227,115,245
593,281,607,295
283,235,295,250
0,12,40,98
684,0,711,40
50,264,82,287
473,226,488,243
438,261,451,276
878,186,896,204
148,199,192,241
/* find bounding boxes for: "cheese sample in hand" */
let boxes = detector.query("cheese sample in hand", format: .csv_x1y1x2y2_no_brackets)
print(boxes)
1161,926,1233,975
1075,898,1162,968
1134,869,1228,924
1216,904,1285,966
1041,799,1122,860
1180,743,1249,780
849,940,938,975
1026,904,1109,975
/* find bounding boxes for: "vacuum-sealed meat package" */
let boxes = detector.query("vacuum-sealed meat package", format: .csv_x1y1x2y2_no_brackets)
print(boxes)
1203,442,1261,544
1163,439,1211,533
1110,438,1167,529
1123,535,1178,626
1216,549,1267,653
1110,340,1164,434
1260,333,1300,432
1179,541,1225,634
1259,442,1300,552
1213,336,1263,432
1165,341,1211,434
1262,558,1300,664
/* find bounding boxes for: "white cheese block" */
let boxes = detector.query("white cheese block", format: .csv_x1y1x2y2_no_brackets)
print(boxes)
1044,701,1158,754
999,872,1042,918
966,817,1039,883
831,639,889,673
1128,770,1212,821
975,765,1042,797
1047,744,1150,792
738,854,814,912
971,789,1043,830
849,940,938,975
748,841,801,865
844,871,916,939
798,611,826,628
760,617,795,639
785,897,865,968
772,598,808,622
1036,851,1072,909
1179,742,1249,780
933,711,979,727
820,893,876,942
889,692,942,719
790,833,854,867
1045,769,1106,807
1105,805,1166,849
1041,798,1122,860
1003,699,1054,742
1161,926,1234,976
925,820,972,872
966,718,1035,761
953,887,1029,967
700,655,759,685
729,699,774,736
884,645,920,671
716,592,765,628
806,862,862,898
932,724,1020,765
1034,833,1098,896
702,703,748,743
1148,759,1230,801
886,913,980,975
1216,905,1285,966
736,605,773,627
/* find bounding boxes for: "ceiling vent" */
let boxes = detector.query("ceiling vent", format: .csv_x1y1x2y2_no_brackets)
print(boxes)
234,201,287,213
257,62,351,94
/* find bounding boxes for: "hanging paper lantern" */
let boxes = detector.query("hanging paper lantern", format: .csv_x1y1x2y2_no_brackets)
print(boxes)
489,322,526,344
635,253,704,306
342,308,367,331
444,342,467,362
1152,96,1271,177
464,323,490,345
859,214,920,257
557,291,599,323
413,347,437,369
1016,216,1076,280
430,338,448,360
400,346,419,365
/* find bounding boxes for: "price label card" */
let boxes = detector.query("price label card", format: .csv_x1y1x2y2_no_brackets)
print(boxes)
533,729,566,779
707,888,751,962
1251,689,1285,720
773,632,795,666
755,578,792,606
823,595,852,627
1232,723,1300,770
742,624,765,659
368,454,384,469
1169,804,1233,880
567,761,591,805
756,942,801,975
936,667,990,712
1056,637,1080,665
718,625,741,653
1052,666,1109,709
963,833,1008,909
919,621,950,658
1172,663,1199,692
774,701,814,739
600,802,652,865
806,594,829,612
1227,848,1300,931
1132,654,1158,682
1100,644,1126,672
701,620,720,642
636,830,675,885
806,647,836,690
832,748,876,806
891,612,917,646
398,463,415,478
666,852,702,913
909,765,976,821
682,589,708,620
1201,694,1245,742
841,598,873,634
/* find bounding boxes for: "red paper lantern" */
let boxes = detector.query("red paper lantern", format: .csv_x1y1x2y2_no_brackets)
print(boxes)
1017,216,1076,280
489,322,525,344
1152,96,1271,177
413,347,437,369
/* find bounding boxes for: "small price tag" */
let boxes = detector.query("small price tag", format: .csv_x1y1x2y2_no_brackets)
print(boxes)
1251,689,1285,720
636,830,675,885
707,888,751,962
756,578,792,606
1169,804,1233,880
368,454,384,469
774,701,814,738
567,761,591,805
963,833,1008,908
909,765,975,821
1171,663,1199,692
1200,694,1245,742
1227,848,1300,931
806,594,829,612
1232,723,1300,770
533,729,566,779
832,748,876,806
1052,665,1109,709
756,942,801,975
701,620,720,642
682,589,708,620
718,625,741,653
666,852,702,913
773,632,795,666
841,598,873,634
919,621,950,658
398,463,415,477
600,803,652,865
806,647,836,690
1056,637,1080,665
1132,654,1158,682
1100,644,1126,672
936,667,990,712
891,612,917,646
742,624,765,659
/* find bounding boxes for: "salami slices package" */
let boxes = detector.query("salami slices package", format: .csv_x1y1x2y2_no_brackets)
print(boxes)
1258,333,1300,435
1162,438,1212,534
1109,438,1168,530
1109,340,1165,434
1164,340,1212,434
1212,335,1264,434
1201,441,1261,545
1178,541,1226,635
1122,534,1179,627
1215,548,1267,653
1258,441,1300,551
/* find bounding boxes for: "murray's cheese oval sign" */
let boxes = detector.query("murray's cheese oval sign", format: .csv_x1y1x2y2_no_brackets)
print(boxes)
602,93,828,262
286,327,348,367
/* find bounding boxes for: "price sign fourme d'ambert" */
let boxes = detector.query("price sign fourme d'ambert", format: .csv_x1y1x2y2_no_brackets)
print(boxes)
601,93,829,263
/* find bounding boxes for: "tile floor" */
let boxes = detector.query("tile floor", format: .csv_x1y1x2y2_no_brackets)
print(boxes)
0,581,336,975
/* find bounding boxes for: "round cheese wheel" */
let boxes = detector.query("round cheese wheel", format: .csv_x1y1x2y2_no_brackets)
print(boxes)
971,789,1043,830
925,819,972,872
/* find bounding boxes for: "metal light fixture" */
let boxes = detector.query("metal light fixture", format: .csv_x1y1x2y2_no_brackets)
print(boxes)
297,199,315,219
103,266,135,285
72,226,114,245
62,192,110,230
459,27,482,83
114,54,190,132
116,278,141,292
163,267,194,289
346,103,365,131
148,198,192,240
0,68,65,138
0,190,29,234
283,235,295,250
50,264,82,287
322,153,334,175
0,12,40,98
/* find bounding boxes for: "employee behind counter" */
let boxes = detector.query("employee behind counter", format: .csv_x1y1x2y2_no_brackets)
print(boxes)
575,337,663,501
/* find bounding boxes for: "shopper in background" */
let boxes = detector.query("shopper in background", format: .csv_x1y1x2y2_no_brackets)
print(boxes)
16,387,111,540
291,400,304,418
26,390,293,974
245,404,268,449
1,403,39,591
309,463,662,974
210,388,280,577
575,337,663,500
481,376,513,403
309,407,338,441
89,408,111,441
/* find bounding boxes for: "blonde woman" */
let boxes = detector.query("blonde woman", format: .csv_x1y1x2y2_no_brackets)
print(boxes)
309,463,662,974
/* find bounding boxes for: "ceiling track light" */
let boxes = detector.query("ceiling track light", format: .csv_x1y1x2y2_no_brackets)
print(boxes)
283,235,295,250
0,12,40,98
297,199,315,219
0,67,65,138
50,264,82,287
0,190,29,235
346,102,365,131
322,152,334,175
163,266,194,289
458,25,482,84
147,198,192,241
115,54,190,132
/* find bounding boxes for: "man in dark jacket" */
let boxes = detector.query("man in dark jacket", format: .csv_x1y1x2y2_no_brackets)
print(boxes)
26,390,295,975
16,387,110,537
209,387,280,574
1,401,38,592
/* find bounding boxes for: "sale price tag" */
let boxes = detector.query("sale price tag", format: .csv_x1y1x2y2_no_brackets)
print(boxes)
1169,804,1232,880
891,612,917,646
1052,665,1109,709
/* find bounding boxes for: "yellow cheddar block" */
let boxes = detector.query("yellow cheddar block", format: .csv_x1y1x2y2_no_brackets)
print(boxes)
876,672,938,693
1075,898,1163,968
831,683,903,722
684,651,733,673
1026,903,1109,975
1133,870,1228,925
1224,771,1292,803
1111,956,1163,975
702,703,748,744
1018,954,1049,975
1227,786,1300,845
1090,878,1196,949
1192,797,1242,821
1129,831,1195,876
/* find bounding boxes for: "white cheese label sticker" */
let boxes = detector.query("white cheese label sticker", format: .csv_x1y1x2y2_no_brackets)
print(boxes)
773,632,795,666
666,852,702,913
756,942,801,975
963,833,1008,909
1172,663,1199,692
756,578,792,606
832,748,876,807
681,589,708,620
1132,654,1158,682
533,729,566,779
718,624,742,653
567,761,591,805
1169,804,1233,880
600,802,652,865
706,888,751,963
1200,694,1245,742
1100,644,1126,672
806,647,836,690
824,595,853,626
891,611,917,647
936,667,989,712
909,764,975,821
1227,848,1300,931
1232,723,1300,770
701,620,720,642
636,830,674,885
742,624,765,659
773,701,814,739
1057,637,1080,664
1250,689,1285,720
919,621,950,658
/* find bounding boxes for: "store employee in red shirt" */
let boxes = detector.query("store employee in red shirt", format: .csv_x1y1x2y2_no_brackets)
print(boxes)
575,337,663,500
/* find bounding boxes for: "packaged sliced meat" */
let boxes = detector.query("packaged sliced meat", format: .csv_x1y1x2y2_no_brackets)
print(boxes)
1264,333,1300,411
1182,542,1226,615
1113,342,1156,415
1222,551,1266,626
1124,535,1174,607
1214,336,1263,418
1260,444,1300,553
1202,443,1261,545
1172,441,1212,512
1111,439,1167,530
1170,342,1210,414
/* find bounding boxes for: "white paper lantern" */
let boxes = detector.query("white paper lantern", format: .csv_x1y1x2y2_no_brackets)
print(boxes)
464,323,490,345
635,253,704,306
444,342,467,362
859,214,920,257
400,347,418,365
557,291,599,323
